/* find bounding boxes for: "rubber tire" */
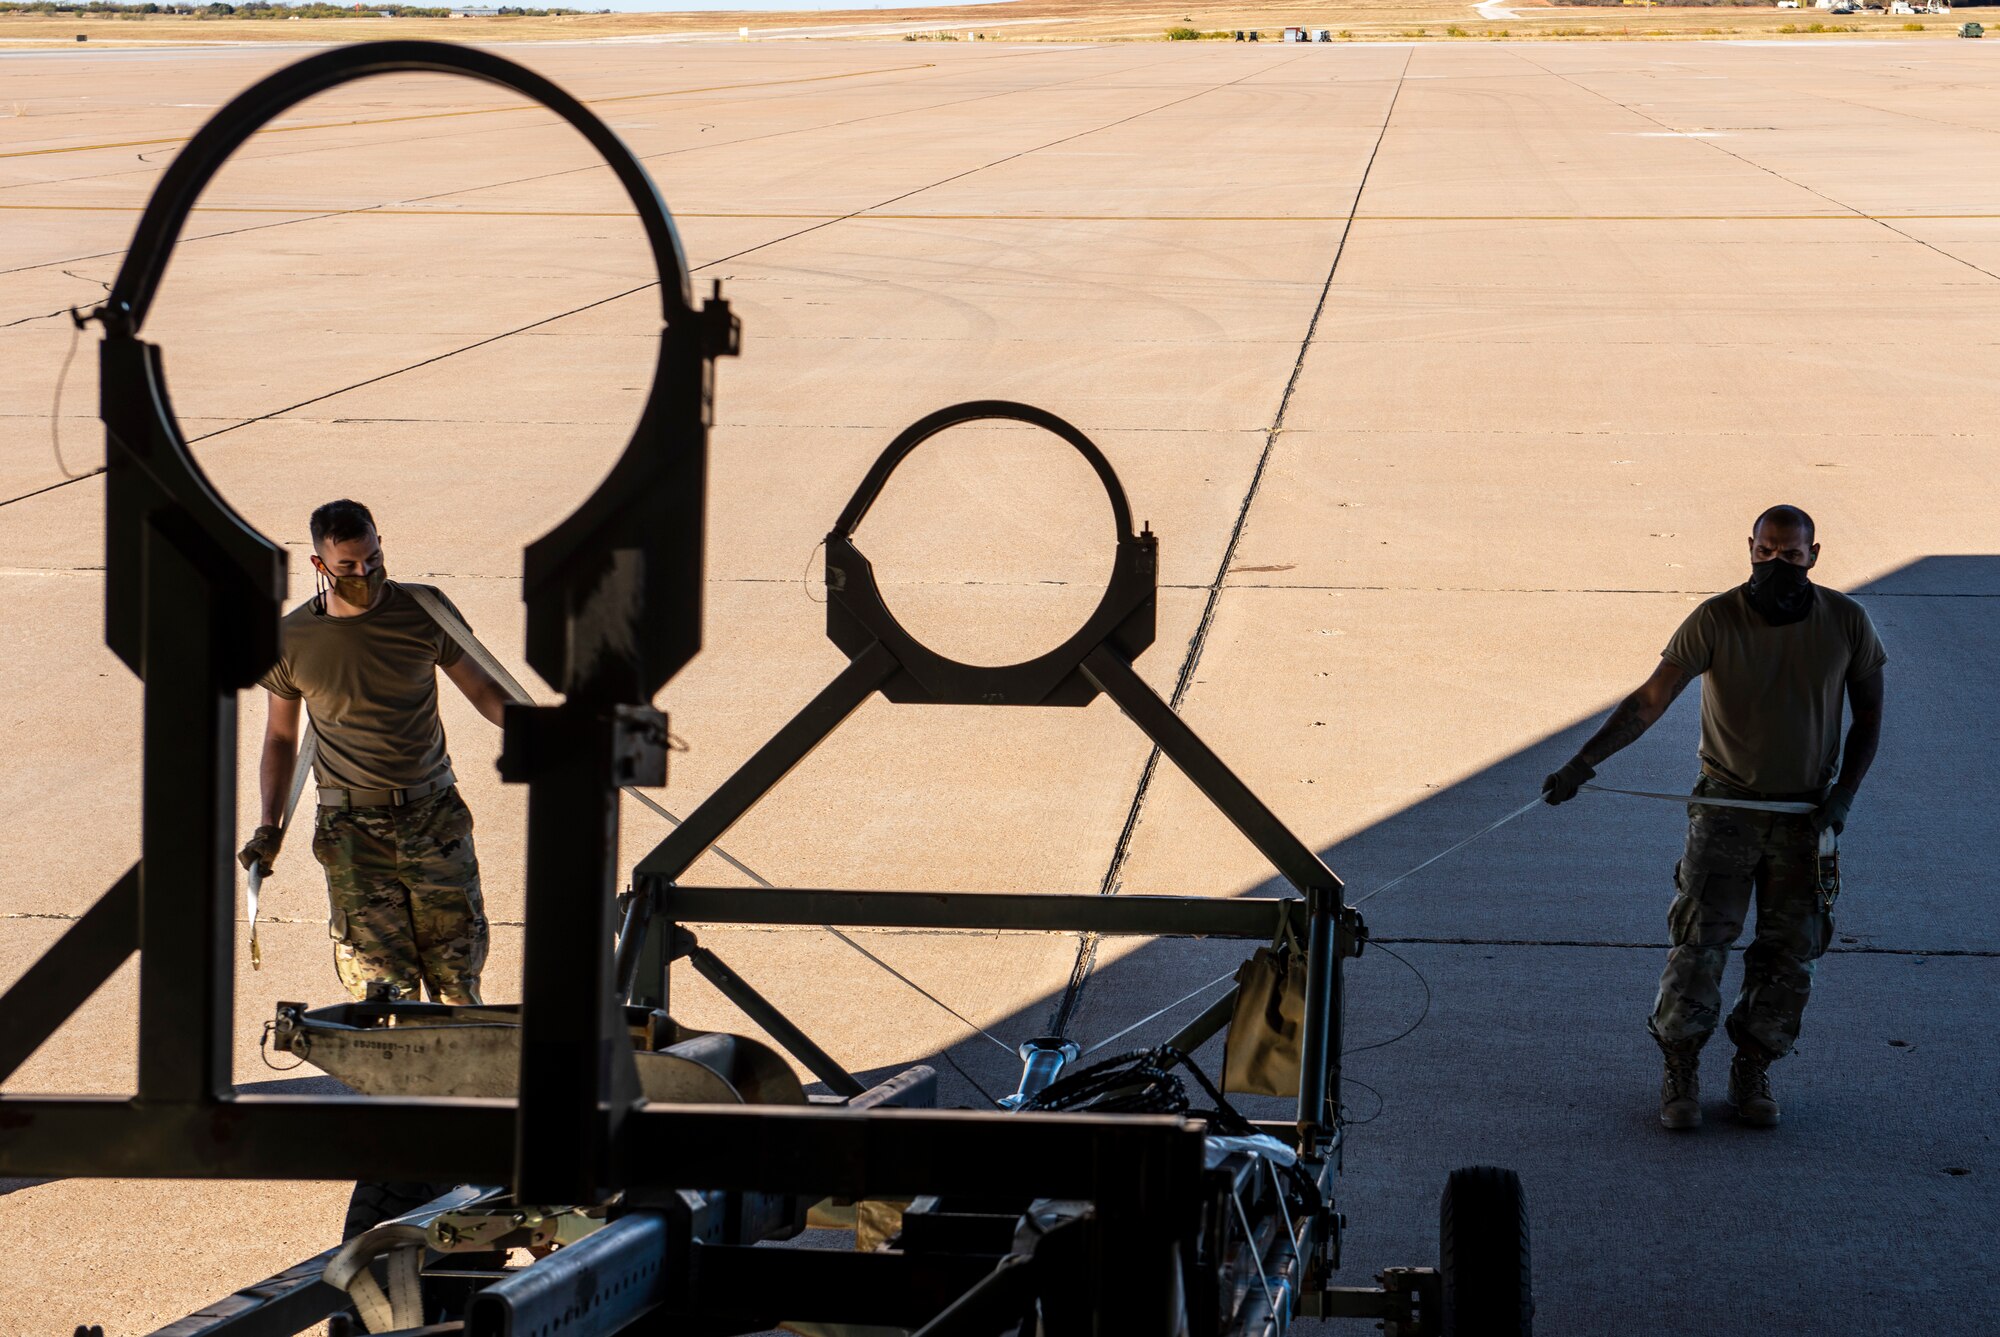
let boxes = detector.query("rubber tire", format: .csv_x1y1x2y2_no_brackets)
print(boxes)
1439,1165,1533,1337
343,1180,456,1240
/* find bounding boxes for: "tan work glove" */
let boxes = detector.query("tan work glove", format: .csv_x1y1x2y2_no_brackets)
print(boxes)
237,824,283,878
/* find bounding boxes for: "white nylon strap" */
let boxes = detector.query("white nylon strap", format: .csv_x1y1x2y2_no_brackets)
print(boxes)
1580,783,1815,815
1581,784,1836,855
247,723,317,971
404,583,719,839
403,584,533,705
324,1227,429,1335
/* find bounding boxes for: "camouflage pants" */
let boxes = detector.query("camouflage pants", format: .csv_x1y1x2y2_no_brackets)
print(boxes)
312,786,488,1005
1648,775,1833,1059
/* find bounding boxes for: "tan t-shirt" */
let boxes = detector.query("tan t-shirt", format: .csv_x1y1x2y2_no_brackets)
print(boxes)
259,582,468,793
1661,584,1886,795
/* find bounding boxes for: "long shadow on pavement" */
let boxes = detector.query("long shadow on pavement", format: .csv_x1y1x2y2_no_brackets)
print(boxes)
889,554,1998,1336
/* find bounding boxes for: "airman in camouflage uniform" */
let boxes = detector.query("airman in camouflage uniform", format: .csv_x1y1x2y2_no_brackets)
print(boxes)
240,500,513,1007
1543,506,1885,1131
1651,775,1835,1060
315,786,488,1004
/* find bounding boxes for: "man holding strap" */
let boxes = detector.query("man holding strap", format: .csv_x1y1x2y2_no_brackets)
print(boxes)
236,499,512,1005
1542,505,1886,1130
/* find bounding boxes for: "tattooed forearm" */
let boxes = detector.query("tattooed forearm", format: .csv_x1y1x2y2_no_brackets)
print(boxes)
1571,662,1692,769
1576,696,1658,769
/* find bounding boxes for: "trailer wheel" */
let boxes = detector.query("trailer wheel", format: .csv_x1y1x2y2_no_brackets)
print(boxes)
343,1180,456,1239
1439,1165,1533,1337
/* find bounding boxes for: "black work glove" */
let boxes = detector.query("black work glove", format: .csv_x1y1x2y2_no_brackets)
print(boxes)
1812,786,1854,836
1541,758,1595,806
237,824,282,878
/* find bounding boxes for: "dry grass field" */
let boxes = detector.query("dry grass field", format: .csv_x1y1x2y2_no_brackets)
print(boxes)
0,0,1975,47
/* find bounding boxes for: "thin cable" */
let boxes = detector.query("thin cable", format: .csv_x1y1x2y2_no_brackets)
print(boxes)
1081,969,1235,1058
1230,1188,1280,1316
1352,796,1545,906
48,317,94,481
1344,941,1432,1058
824,925,1016,1057
257,1020,307,1073
940,1046,1002,1107
801,538,827,605
1338,1076,1386,1127
624,792,1014,1055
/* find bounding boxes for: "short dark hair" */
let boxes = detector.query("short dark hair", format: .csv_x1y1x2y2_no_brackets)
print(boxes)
309,499,375,549
1752,504,1815,545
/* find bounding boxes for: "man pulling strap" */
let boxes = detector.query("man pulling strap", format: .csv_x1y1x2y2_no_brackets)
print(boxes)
1542,505,1886,1130
236,500,513,1005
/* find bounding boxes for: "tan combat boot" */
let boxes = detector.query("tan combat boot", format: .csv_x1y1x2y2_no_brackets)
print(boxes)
1658,1040,1702,1131
1727,1049,1781,1128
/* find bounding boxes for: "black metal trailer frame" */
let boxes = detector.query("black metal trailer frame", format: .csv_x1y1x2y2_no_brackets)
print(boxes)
0,43,1524,1337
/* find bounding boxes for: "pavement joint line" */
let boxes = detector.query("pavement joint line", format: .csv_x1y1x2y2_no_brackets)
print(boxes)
327,44,1179,239
0,52,1223,503
3,568,1993,600
1367,935,2000,958
0,60,937,160
8,568,1994,602
1,50,1315,510
0,47,1157,276
23,204,2000,222
7,913,1989,960
27,205,2000,221
1510,48,2000,286
1051,45,1417,1040
0,204,388,279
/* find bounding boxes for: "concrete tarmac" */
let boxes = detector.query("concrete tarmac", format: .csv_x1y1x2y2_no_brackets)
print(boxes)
3,36,1997,1335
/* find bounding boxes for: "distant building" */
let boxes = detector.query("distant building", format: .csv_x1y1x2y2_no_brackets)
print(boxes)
450,6,500,15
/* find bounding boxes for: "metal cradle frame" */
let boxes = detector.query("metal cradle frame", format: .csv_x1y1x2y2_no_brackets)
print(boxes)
619,399,1366,1155
0,42,1453,1337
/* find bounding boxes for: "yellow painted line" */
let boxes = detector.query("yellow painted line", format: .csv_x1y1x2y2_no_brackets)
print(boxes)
9,203,2000,223
1351,213,2000,222
0,61,934,160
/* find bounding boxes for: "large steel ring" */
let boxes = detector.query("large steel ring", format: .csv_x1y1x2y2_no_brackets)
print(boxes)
824,401,1158,707
92,42,723,699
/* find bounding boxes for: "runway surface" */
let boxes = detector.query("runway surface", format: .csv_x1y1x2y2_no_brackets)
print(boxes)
3,37,1997,1334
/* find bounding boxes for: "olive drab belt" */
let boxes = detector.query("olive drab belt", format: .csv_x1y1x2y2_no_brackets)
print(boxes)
316,770,457,811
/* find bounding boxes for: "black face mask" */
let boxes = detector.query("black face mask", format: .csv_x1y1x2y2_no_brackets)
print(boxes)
1745,558,1815,626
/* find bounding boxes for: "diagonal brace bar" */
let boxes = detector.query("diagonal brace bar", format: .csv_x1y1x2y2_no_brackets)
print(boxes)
0,869,139,1084
634,641,899,885
684,938,864,1098
1080,645,1342,896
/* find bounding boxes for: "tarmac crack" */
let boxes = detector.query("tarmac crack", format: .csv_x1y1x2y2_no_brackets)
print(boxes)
1052,45,1418,1040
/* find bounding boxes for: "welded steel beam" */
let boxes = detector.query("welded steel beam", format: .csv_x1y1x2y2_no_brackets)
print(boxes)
467,1212,670,1337
657,886,1304,938
0,1098,1203,1203
136,521,242,1105
683,940,864,1097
